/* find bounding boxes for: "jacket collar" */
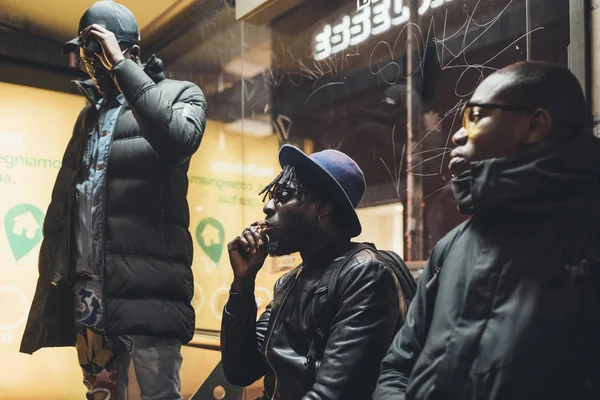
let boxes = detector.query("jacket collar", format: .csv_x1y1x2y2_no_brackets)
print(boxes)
98,93,125,107
303,239,352,270
73,54,166,105
452,133,600,216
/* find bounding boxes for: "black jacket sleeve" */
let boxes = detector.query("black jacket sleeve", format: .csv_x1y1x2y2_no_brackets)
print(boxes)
372,258,438,400
111,59,207,163
220,277,281,387
372,223,463,399
302,259,401,400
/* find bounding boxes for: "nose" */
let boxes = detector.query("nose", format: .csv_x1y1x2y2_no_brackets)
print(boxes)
263,198,276,217
452,127,468,147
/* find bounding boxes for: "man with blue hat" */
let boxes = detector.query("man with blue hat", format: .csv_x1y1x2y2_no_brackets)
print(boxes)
20,1,207,399
220,145,404,399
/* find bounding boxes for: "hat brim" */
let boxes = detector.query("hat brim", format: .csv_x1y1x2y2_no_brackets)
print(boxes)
279,144,362,237
62,37,83,54
63,37,104,55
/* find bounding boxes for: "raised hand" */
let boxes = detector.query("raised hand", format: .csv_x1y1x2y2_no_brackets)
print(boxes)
79,24,124,70
227,221,270,280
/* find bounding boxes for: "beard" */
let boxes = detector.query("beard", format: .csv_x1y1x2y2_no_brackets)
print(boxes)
92,69,120,100
266,218,314,257
266,229,301,256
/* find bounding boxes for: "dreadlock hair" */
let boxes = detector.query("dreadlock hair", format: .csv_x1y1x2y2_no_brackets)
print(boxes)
259,164,350,235
259,164,301,202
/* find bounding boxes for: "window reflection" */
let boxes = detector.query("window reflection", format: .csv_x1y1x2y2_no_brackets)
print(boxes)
162,0,570,331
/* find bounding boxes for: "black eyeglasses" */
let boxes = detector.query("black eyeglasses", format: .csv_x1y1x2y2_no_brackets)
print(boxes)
266,184,315,204
267,184,297,204
461,102,533,132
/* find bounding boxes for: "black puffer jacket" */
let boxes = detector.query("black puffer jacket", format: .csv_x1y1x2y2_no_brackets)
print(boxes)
20,56,207,354
221,242,403,400
374,134,600,400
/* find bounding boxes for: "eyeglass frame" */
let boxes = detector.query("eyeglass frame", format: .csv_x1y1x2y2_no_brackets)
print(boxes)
265,183,317,205
460,101,588,137
76,47,131,73
266,183,301,204
460,102,534,132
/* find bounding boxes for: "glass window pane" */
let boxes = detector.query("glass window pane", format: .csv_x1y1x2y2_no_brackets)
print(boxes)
163,0,571,330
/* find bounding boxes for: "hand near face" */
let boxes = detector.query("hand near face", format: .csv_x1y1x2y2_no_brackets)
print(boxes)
80,24,124,70
423,111,442,132
227,222,270,280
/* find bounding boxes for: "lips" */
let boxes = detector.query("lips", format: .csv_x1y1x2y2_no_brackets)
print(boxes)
448,152,468,172
260,221,277,236
262,220,275,229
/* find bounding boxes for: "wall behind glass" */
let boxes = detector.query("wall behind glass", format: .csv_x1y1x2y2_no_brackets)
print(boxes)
166,9,299,332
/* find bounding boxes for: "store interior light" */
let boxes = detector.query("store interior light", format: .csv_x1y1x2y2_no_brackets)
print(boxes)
223,41,272,78
225,118,274,138
223,58,268,78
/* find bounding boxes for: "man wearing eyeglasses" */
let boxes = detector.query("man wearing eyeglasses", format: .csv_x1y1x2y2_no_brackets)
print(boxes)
373,61,600,400
20,2,207,399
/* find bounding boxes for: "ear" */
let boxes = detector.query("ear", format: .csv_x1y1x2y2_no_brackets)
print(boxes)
316,201,333,220
129,45,142,64
522,108,552,145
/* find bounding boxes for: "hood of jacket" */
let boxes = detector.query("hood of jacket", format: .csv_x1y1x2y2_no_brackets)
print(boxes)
452,133,600,216
74,54,166,104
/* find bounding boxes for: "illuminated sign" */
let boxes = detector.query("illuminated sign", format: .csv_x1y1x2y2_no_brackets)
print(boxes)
315,0,453,60
357,0,370,10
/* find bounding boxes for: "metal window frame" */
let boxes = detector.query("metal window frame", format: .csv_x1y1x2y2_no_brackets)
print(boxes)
569,0,592,106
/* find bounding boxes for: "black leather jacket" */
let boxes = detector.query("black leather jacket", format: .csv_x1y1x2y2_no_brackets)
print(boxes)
221,242,402,400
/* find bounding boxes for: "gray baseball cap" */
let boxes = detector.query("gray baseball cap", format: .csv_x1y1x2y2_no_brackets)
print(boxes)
62,1,140,55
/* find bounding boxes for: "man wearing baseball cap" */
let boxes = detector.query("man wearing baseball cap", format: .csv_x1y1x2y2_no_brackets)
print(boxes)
20,1,207,399
220,145,405,399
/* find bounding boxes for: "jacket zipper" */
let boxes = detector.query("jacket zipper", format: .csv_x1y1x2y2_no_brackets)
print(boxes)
101,105,125,331
52,113,88,287
61,167,80,283
52,173,79,287
264,264,304,400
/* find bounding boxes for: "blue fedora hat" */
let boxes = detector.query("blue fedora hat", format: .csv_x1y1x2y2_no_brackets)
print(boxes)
279,145,366,237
